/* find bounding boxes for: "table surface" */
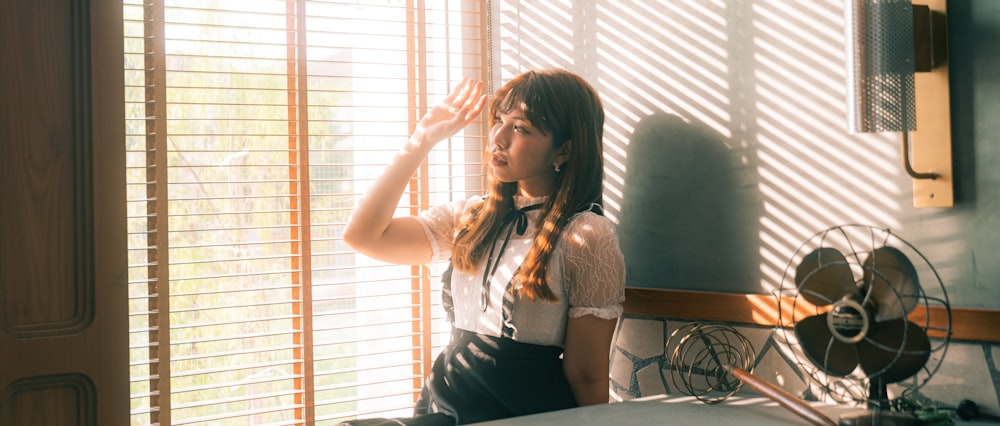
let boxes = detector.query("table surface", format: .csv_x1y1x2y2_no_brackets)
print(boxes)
470,394,971,425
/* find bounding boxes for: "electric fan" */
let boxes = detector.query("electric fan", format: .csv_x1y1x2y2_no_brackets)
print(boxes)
776,225,951,426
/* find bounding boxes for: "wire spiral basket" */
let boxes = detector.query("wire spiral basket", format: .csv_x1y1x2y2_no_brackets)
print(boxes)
665,322,755,404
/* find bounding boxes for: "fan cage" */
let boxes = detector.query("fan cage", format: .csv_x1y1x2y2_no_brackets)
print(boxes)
774,224,951,406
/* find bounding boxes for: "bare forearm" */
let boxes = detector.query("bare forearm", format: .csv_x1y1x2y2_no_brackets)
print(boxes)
566,373,610,406
342,138,432,253
563,315,617,406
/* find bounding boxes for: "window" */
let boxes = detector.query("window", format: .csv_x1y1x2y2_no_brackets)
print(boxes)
124,1,487,424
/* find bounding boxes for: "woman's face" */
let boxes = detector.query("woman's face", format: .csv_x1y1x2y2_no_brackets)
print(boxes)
489,106,564,198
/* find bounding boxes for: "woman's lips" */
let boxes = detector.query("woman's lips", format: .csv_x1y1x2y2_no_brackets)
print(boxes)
491,155,507,167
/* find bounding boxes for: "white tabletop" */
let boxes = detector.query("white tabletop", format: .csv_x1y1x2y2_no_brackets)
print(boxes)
471,394,969,425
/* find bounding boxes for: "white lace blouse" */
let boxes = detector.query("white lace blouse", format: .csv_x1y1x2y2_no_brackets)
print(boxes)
415,194,626,348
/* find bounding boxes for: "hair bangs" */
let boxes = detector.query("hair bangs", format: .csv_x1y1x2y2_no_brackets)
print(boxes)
491,72,565,140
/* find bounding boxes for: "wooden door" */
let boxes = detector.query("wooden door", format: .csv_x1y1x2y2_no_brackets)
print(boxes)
0,0,128,424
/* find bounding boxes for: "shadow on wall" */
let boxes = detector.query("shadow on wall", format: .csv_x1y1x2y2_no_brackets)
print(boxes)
618,113,759,293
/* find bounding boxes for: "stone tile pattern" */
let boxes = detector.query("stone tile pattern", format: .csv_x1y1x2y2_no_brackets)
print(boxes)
610,314,1000,415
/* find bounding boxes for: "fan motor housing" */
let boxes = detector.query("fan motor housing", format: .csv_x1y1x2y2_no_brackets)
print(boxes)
827,298,870,343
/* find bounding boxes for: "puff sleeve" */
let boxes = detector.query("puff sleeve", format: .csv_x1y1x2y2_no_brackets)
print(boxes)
560,213,626,320
414,196,481,262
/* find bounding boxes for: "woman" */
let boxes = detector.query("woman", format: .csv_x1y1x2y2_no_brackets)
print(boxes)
341,69,626,425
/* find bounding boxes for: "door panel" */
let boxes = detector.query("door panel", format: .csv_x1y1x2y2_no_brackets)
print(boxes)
0,0,127,424
1,0,95,340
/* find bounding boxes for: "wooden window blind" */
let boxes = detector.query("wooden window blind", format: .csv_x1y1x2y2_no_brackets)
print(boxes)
124,0,487,424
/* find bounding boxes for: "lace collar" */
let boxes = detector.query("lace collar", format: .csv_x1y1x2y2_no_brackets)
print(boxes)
513,194,549,210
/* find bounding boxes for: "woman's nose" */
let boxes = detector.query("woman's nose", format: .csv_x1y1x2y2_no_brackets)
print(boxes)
490,123,509,149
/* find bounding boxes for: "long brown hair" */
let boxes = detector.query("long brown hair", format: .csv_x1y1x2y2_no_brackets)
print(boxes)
451,69,605,301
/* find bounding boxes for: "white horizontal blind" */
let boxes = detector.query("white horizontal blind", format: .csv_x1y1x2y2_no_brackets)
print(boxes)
124,0,487,424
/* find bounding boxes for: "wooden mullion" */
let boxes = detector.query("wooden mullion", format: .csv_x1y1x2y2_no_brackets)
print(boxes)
144,0,170,424
405,0,433,401
415,0,434,402
286,0,314,423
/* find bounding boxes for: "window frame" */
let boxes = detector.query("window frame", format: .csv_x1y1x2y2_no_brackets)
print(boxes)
124,1,489,424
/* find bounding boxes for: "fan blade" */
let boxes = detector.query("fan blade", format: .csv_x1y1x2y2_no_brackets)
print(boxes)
862,247,920,321
857,318,931,383
795,314,859,377
795,248,859,306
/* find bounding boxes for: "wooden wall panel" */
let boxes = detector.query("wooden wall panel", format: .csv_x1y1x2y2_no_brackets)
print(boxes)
624,288,1000,343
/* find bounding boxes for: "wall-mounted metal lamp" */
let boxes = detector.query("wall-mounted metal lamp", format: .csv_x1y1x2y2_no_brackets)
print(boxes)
844,0,952,208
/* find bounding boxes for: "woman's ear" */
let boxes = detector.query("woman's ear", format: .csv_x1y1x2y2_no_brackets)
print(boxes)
554,140,571,169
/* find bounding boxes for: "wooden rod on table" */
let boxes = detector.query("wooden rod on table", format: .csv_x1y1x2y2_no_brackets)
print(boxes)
726,366,837,426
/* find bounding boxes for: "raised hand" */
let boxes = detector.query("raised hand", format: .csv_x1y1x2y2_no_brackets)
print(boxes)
343,77,488,265
411,77,488,147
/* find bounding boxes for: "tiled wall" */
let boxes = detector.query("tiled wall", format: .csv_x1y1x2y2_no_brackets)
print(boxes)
610,314,1000,416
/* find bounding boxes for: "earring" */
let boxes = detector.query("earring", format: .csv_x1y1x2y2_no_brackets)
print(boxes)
554,163,562,173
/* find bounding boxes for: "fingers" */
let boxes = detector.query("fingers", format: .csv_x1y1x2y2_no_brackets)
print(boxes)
445,78,485,114
468,94,487,120
451,85,486,126
459,80,482,112
443,77,475,107
441,77,467,105
417,77,486,141
456,80,484,114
